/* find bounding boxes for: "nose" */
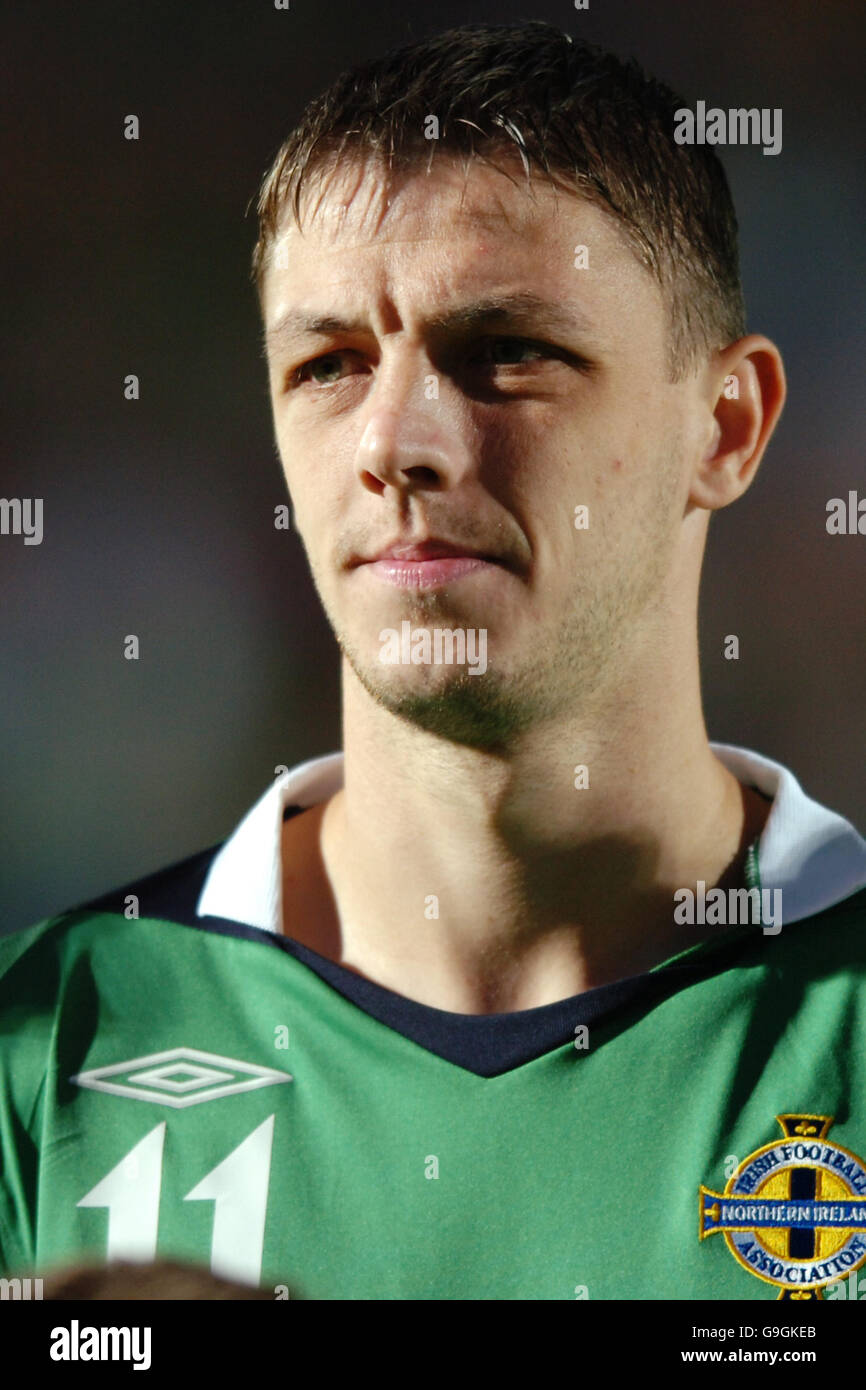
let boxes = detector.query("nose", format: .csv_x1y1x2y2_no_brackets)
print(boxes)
354,361,474,496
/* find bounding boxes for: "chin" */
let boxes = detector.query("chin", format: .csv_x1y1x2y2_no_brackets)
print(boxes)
347,653,538,749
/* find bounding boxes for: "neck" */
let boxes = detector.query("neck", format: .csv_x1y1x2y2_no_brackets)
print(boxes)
310,651,768,1014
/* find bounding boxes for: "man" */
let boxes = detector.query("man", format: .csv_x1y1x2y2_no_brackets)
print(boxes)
2,22,865,1301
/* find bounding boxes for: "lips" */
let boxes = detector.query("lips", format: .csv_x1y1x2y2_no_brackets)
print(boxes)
351,538,503,590
353,539,499,566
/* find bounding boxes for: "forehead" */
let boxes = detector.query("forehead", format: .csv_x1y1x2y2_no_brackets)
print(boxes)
262,155,660,344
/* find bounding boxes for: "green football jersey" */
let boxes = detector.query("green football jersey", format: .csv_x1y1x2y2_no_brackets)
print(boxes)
2,867,866,1300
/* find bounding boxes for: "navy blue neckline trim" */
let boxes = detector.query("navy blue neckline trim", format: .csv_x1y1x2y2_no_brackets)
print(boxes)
73,819,862,1079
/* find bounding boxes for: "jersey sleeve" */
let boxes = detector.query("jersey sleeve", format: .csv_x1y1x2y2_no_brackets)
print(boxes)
0,918,66,1275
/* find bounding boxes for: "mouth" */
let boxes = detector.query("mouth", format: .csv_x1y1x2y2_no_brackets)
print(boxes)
362,555,499,589
350,539,504,590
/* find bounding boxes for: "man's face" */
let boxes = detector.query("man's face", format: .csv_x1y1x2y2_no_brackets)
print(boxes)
263,156,702,745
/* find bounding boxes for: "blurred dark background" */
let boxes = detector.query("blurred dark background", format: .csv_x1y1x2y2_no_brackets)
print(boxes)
2,0,864,933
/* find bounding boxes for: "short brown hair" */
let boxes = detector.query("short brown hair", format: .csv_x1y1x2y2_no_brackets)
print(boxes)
252,20,746,379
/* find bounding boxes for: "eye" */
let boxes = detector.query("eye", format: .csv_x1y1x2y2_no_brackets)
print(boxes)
472,337,546,367
291,352,360,389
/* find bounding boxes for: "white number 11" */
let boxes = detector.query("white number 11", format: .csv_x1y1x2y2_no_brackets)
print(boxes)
77,1115,275,1286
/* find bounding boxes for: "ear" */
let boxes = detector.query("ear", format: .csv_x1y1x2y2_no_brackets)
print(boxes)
689,335,786,510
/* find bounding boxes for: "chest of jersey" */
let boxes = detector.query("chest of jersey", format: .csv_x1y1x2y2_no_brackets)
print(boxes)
12,914,866,1300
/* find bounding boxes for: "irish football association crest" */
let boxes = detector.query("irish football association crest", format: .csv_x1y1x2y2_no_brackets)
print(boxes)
699,1115,866,1299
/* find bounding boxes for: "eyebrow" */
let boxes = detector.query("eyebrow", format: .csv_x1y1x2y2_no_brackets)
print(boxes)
263,292,595,358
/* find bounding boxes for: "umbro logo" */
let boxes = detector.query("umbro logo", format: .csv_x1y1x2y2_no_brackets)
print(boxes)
70,1047,293,1109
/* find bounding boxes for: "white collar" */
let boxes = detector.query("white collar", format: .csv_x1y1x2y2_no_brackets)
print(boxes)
197,744,866,935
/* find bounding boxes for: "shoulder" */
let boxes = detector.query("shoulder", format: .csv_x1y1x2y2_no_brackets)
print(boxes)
0,844,228,1129
783,885,866,972
722,885,866,996
0,842,225,990
783,885,866,950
